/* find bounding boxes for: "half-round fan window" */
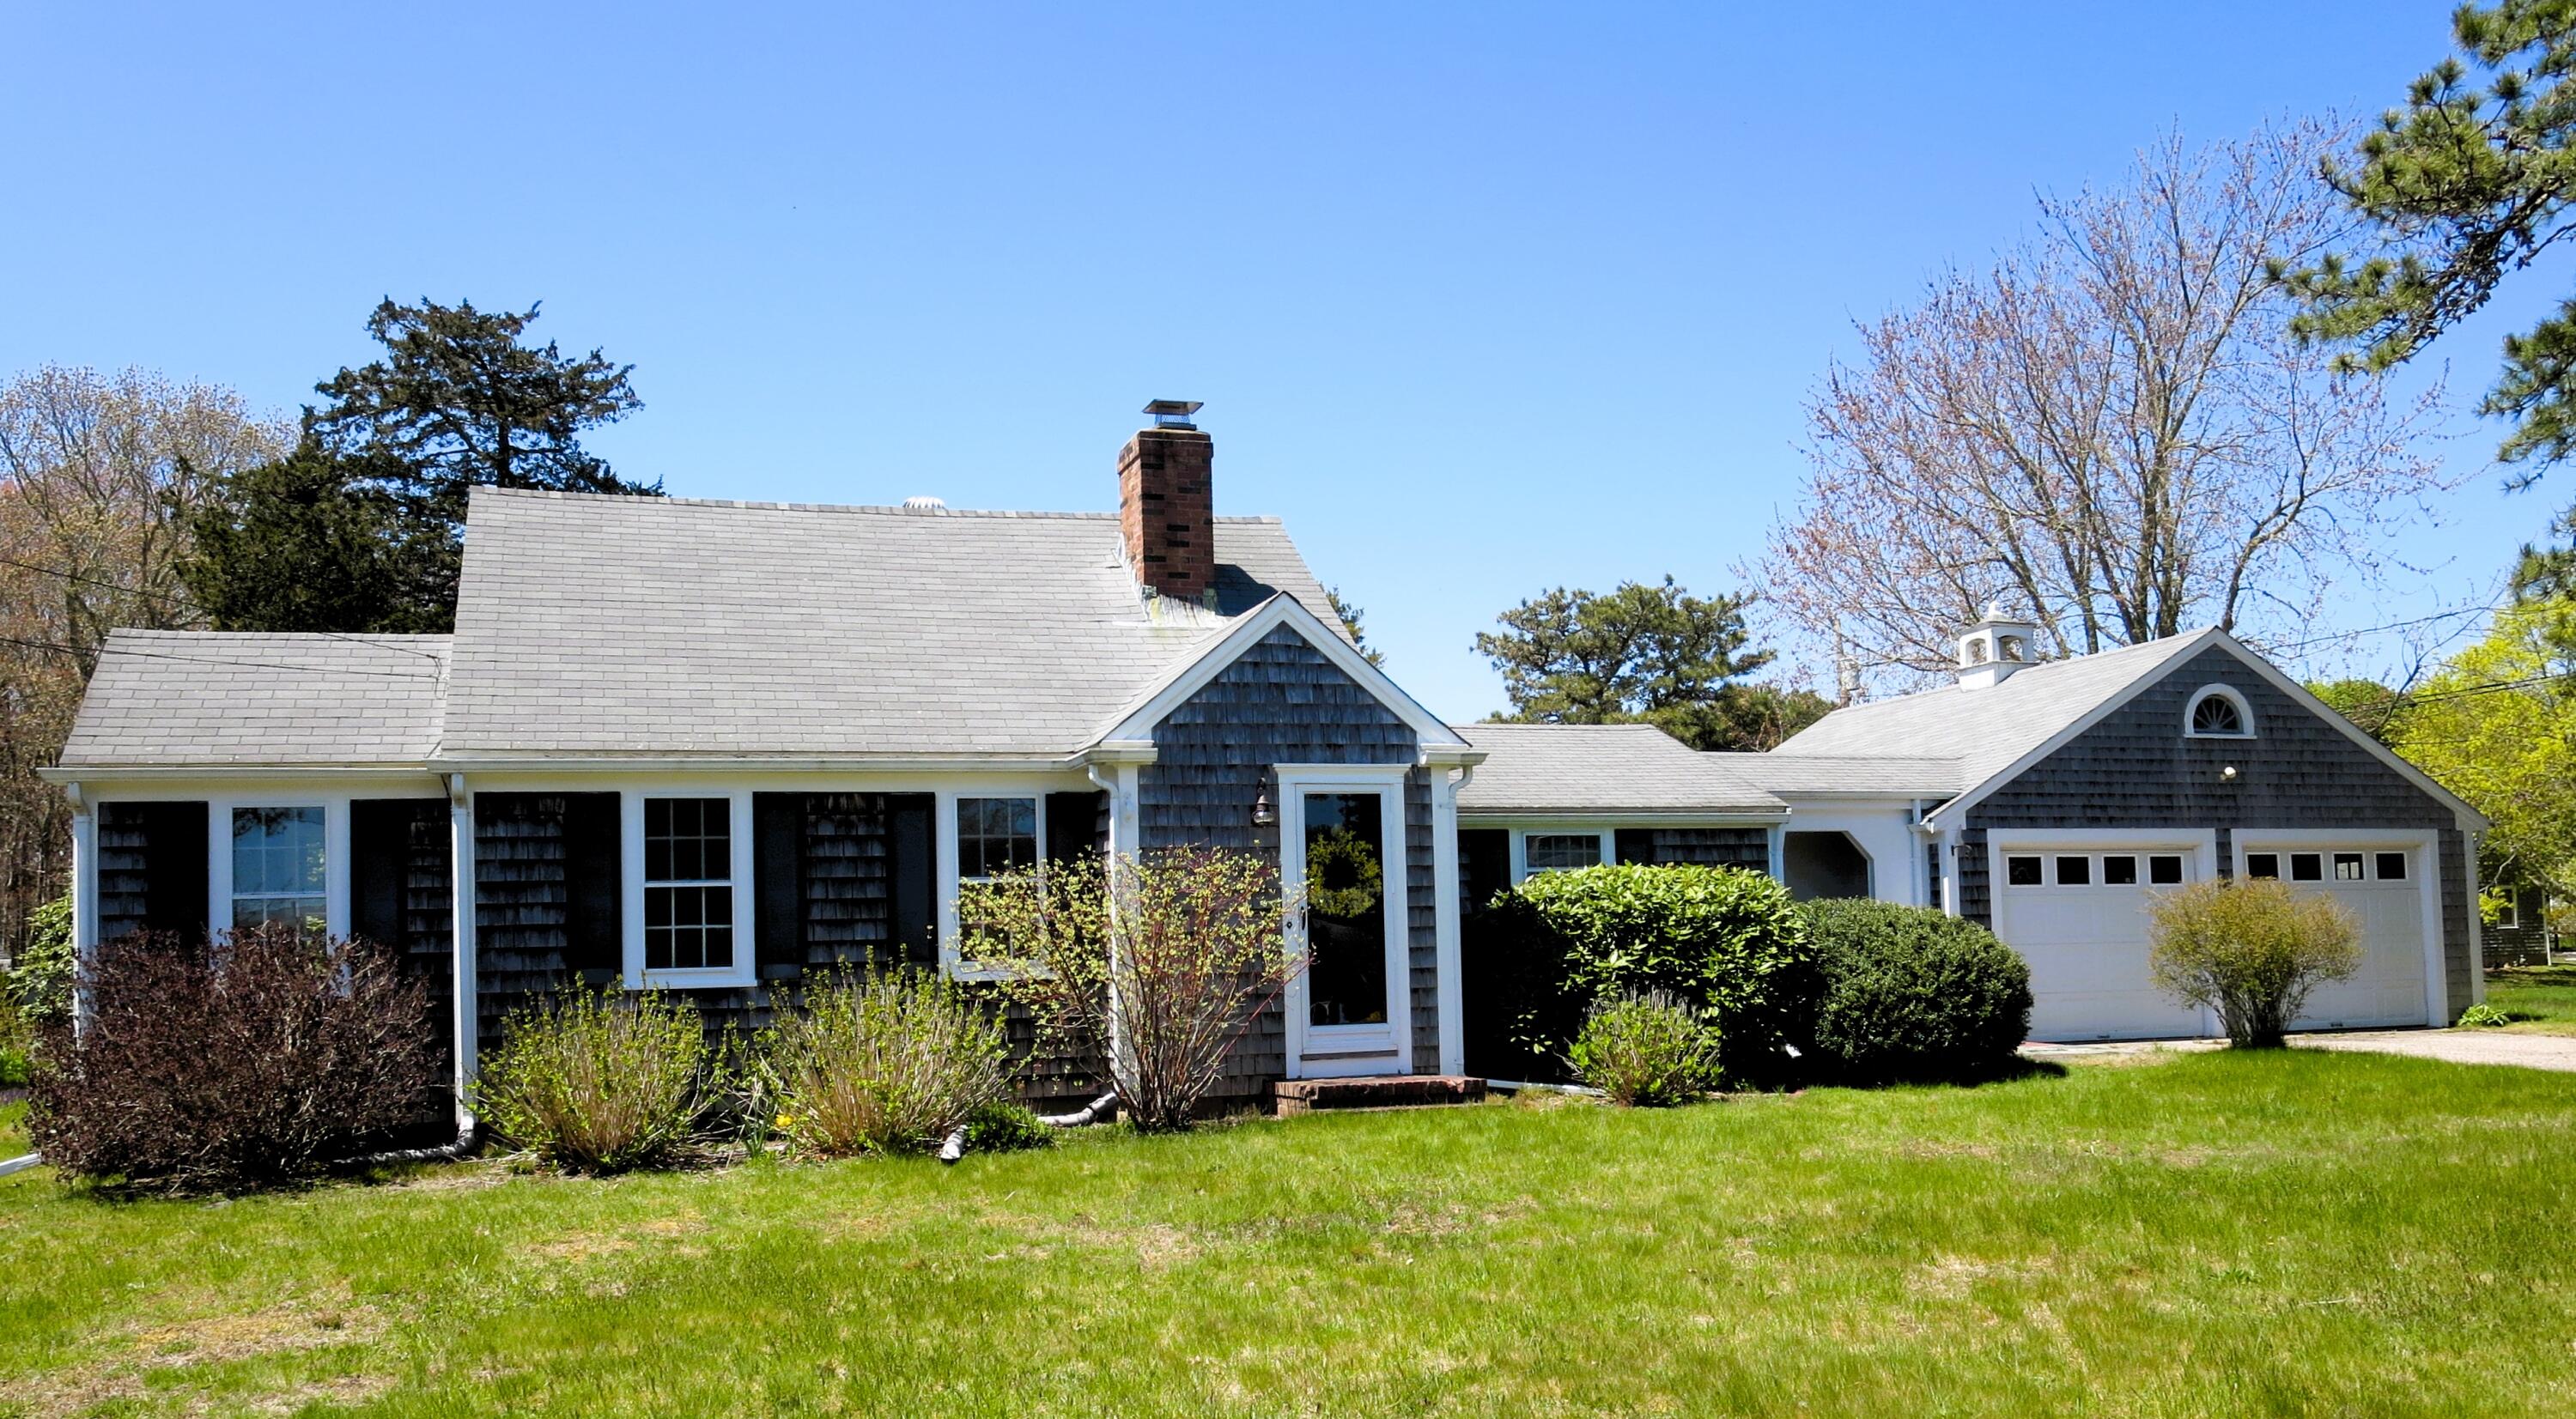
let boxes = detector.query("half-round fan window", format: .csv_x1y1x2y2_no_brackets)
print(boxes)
2185,686,2251,738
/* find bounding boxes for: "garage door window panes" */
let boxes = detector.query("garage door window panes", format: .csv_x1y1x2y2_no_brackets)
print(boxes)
2149,855,2184,884
2291,852,2324,882
2007,855,2043,886
2103,855,2138,885
2056,856,2091,885
2333,852,2366,881
2009,852,2190,888
2376,852,2407,881
2247,848,2408,882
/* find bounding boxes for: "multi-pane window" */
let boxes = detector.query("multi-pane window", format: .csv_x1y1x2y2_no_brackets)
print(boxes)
644,797,733,972
2249,849,2407,884
1524,834,1602,874
2290,852,2324,882
233,806,325,929
2188,688,2251,737
2006,852,2188,888
957,797,1037,881
2332,852,2366,882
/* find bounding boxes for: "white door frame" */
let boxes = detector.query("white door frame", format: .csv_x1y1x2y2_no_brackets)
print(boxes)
2233,828,2445,1028
1277,763,1413,1080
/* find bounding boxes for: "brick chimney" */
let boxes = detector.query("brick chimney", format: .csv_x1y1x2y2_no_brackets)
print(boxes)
1118,399,1216,601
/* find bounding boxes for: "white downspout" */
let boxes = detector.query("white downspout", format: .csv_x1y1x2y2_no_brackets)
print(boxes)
65,780,96,1037
1086,761,1141,1102
447,773,477,1136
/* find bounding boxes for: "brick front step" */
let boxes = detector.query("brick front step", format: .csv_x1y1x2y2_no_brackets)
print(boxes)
1273,1075,1487,1116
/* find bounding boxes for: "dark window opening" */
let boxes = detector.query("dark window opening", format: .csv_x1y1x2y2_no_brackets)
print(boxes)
2190,692,2248,737
2291,852,2323,882
2102,855,2138,886
2375,852,2408,882
2055,856,2091,886
2006,855,2043,887
2149,855,2184,885
2333,852,2366,882
2245,852,2279,880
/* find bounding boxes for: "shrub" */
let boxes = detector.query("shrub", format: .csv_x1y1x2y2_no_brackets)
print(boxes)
26,925,442,1193
963,1099,1053,1153
1506,864,1816,1086
2458,1003,2512,1028
473,982,717,1173
964,846,1306,1132
7,894,75,1028
2148,879,2362,1048
1799,899,2032,1084
756,967,1010,1157
1565,991,1722,1107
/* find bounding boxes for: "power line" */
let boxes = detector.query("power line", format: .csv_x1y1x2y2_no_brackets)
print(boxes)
0,551,447,662
0,631,440,681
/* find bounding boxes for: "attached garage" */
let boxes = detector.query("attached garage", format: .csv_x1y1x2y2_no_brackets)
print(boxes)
1990,834,2215,1041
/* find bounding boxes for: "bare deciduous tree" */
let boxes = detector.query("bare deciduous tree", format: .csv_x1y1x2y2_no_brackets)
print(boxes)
0,366,285,962
1763,123,2452,691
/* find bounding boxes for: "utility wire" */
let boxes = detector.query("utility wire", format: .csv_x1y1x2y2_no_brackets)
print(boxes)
0,631,439,681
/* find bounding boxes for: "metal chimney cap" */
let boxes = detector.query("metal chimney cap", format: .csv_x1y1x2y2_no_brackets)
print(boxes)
1144,398,1204,429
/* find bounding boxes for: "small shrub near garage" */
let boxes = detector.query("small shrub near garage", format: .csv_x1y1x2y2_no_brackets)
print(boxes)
753,966,1011,1157
1566,991,1722,1107
474,982,720,1173
2148,878,2362,1048
1504,864,1816,1086
27,924,444,1193
1799,898,2032,1084
2458,1003,2512,1028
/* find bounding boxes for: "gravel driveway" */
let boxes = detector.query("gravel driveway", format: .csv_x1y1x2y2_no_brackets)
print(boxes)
2025,1031,2576,1073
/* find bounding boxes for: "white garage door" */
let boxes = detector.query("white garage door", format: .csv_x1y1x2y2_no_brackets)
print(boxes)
2239,844,2431,1031
1993,846,2208,1041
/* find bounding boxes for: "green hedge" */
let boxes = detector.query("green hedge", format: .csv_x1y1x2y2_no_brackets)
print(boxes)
1499,864,1816,1087
1800,898,2031,1083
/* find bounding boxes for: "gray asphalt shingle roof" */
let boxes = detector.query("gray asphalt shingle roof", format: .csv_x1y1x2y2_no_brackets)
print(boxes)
1452,724,1787,816
1715,753,1962,797
1771,631,2220,796
59,631,452,767
436,488,1341,760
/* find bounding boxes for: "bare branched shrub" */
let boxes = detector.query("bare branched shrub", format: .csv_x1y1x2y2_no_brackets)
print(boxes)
471,982,717,1173
2148,879,2363,1048
961,846,1305,1132
27,924,442,1192
755,967,1009,1156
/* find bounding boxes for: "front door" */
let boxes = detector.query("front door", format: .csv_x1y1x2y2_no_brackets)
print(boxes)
1281,773,1412,1078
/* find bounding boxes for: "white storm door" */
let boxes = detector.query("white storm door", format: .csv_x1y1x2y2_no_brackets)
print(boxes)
1279,767,1413,1080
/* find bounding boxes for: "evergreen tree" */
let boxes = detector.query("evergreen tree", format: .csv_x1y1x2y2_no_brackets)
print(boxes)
180,298,655,632
2282,2,2576,474
1474,578,1824,751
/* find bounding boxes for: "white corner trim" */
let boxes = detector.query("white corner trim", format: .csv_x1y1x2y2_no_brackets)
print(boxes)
447,779,477,1130
1431,765,1469,1076
2182,683,2257,739
1100,595,1470,751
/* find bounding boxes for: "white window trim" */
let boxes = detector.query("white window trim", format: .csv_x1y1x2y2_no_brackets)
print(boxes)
2496,893,2521,930
2184,683,2256,739
941,788,1047,981
623,789,757,990
203,794,355,941
1509,827,1615,883
1277,763,1414,1080
2234,828,2445,1028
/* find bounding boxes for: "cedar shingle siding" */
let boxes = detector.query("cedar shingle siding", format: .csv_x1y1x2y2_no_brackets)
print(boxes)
1139,624,1434,1091
1956,646,2478,1016
1614,827,1771,871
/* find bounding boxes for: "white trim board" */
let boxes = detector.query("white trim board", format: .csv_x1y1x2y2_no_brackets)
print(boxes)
1098,595,1470,751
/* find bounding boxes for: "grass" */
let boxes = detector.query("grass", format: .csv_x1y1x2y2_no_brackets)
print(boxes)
0,1099,23,1160
3,1051,2575,1416
2475,965,2576,1034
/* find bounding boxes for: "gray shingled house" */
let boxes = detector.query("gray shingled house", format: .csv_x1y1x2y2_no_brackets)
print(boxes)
44,407,2490,1124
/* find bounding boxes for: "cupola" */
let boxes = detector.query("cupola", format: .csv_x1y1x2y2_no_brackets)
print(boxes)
1956,603,2038,690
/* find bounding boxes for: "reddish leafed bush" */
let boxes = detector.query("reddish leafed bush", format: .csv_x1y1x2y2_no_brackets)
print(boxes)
27,923,444,1193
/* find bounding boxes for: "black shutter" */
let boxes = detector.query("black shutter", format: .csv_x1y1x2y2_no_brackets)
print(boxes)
753,792,803,979
1459,828,1510,912
559,792,622,979
350,799,441,949
1046,791,1105,865
887,793,936,969
140,802,210,940
1613,828,1656,867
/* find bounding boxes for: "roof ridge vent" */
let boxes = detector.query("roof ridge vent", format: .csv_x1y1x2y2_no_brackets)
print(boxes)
902,495,946,513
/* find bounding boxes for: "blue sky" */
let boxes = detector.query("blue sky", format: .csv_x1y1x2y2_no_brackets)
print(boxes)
3,2,2560,720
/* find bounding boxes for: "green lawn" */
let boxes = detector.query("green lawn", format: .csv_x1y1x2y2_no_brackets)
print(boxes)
4,1051,2575,1416
2478,965,2576,1034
